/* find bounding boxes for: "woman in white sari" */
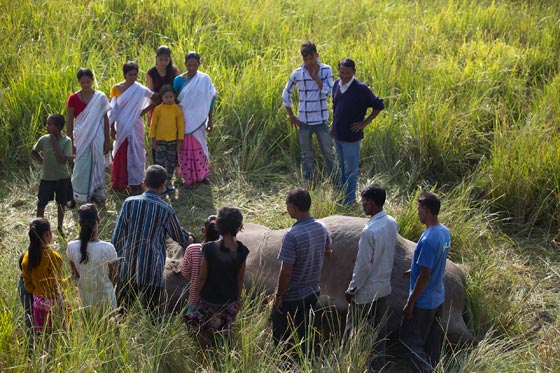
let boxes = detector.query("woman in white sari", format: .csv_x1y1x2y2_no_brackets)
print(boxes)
67,68,111,204
173,52,217,185
109,61,156,193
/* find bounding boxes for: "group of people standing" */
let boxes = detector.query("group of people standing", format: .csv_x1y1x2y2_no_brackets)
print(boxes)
283,41,385,204
21,41,451,372
18,165,249,346
18,170,451,372
30,46,216,237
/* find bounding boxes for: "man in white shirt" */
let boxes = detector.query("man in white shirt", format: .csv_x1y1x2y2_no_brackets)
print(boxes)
345,185,398,371
282,41,335,186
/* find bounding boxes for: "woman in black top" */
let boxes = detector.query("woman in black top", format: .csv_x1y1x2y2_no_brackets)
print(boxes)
198,206,249,338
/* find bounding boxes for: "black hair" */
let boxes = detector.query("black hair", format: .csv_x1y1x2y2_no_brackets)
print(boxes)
216,207,243,236
123,61,139,77
77,68,94,80
47,114,65,129
418,191,441,215
159,84,175,97
145,165,167,189
185,51,201,64
27,218,51,271
300,41,317,57
78,203,99,264
286,188,312,212
204,215,219,242
155,46,176,80
338,58,356,70
361,185,386,208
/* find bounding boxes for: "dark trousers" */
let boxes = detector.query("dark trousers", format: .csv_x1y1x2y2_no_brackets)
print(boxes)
271,292,318,355
343,296,389,371
116,281,162,320
399,305,444,372
18,276,34,332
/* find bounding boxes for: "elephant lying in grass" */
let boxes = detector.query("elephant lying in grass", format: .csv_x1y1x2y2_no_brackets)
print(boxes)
163,215,473,344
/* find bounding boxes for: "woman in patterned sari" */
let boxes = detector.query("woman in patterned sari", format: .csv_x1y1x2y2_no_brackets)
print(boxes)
67,68,111,204
173,52,217,185
109,61,157,193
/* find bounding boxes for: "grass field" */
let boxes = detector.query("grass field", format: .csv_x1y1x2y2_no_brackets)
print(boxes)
0,0,558,371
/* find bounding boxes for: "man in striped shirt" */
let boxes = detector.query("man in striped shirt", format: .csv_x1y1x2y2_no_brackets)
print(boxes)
282,41,335,185
112,165,193,316
272,188,332,354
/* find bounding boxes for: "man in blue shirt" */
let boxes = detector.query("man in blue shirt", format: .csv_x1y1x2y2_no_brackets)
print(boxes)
331,58,385,205
282,41,335,186
400,192,451,372
272,188,332,354
112,165,193,317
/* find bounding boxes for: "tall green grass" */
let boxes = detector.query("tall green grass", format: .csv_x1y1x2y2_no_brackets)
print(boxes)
1,0,559,371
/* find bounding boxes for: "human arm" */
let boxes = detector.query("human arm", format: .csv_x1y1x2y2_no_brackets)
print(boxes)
309,63,333,96
146,71,155,91
281,74,300,127
165,210,194,248
274,261,293,314
149,108,158,150
351,89,385,132
108,262,116,284
403,266,431,320
181,247,193,280
103,114,111,154
237,261,246,309
207,104,214,132
198,256,208,296
351,108,382,132
111,204,128,257
21,256,36,294
31,149,43,163
69,261,80,280
49,135,71,164
66,105,75,156
346,231,375,302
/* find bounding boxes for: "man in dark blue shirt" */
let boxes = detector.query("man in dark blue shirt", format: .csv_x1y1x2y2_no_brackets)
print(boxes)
331,58,385,205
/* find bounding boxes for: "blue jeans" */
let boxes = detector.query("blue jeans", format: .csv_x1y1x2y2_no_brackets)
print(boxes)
335,140,361,204
297,122,335,181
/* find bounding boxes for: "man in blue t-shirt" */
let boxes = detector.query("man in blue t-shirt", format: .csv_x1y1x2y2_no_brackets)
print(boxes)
331,58,384,205
400,192,451,372
271,188,332,354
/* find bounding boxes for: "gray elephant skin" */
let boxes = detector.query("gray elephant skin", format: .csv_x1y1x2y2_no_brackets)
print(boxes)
163,215,473,344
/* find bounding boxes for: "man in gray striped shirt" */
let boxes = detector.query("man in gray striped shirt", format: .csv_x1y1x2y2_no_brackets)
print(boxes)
282,41,335,185
272,188,332,354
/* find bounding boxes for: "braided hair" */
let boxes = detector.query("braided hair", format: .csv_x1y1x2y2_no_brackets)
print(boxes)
78,203,99,264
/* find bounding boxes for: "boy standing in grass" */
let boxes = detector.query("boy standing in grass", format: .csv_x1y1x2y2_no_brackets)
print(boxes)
149,84,184,193
32,114,73,237
282,41,335,186
400,192,451,372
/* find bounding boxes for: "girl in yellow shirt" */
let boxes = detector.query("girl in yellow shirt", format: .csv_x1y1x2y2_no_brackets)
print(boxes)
21,218,66,334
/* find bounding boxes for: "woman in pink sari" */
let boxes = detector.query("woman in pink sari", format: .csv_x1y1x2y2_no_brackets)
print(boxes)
173,52,216,185
109,61,157,193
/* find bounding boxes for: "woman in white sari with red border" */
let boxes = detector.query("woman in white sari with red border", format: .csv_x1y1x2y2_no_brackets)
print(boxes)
173,52,216,185
67,68,111,204
109,61,156,193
